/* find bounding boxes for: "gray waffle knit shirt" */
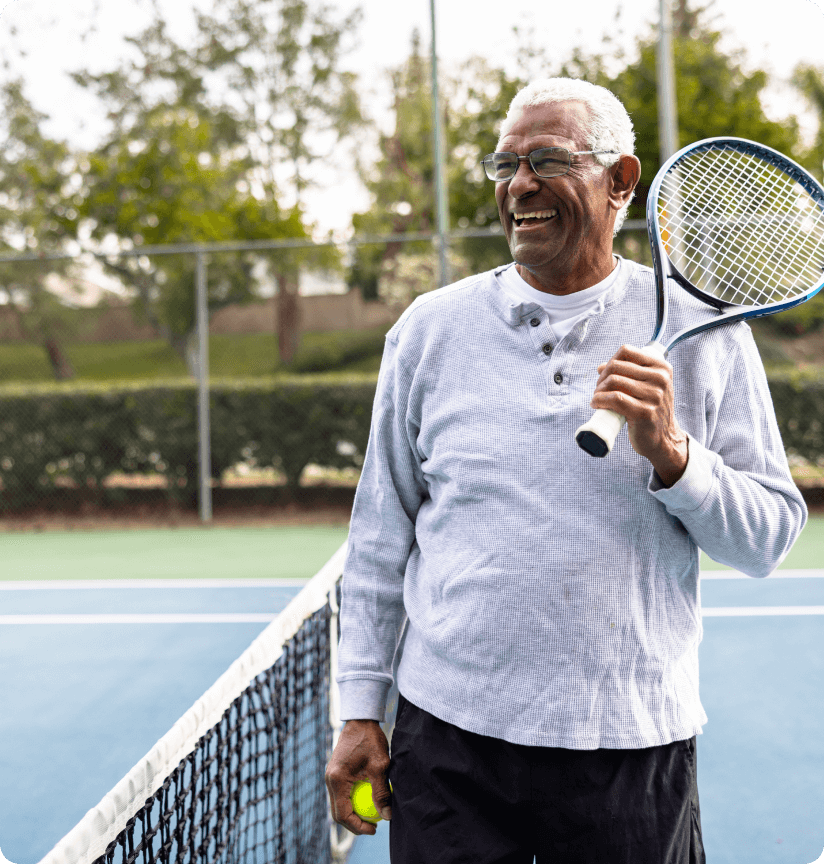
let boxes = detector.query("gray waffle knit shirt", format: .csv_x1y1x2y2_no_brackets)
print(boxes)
336,258,807,749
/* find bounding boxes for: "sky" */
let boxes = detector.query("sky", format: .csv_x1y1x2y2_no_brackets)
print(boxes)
1,0,823,238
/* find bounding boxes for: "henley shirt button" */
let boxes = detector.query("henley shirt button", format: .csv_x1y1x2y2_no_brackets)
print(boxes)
542,343,552,355
554,372,563,385
529,317,540,327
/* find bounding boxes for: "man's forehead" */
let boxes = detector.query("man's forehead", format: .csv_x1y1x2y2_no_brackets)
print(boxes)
498,101,589,148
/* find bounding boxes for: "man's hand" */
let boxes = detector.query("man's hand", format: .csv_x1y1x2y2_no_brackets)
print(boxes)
325,719,392,836
590,344,688,487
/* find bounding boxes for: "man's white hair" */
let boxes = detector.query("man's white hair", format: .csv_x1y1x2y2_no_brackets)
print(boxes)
499,78,636,232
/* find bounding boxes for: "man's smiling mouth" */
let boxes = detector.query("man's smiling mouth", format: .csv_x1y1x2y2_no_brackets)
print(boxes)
512,209,558,227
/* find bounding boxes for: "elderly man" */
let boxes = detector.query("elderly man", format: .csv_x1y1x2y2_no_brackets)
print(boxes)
325,77,806,863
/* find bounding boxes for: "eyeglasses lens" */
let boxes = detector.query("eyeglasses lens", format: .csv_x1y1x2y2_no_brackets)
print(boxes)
484,153,518,181
483,148,571,180
530,148,570,177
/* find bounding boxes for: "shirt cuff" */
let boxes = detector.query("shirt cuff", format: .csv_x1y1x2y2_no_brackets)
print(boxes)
648,434,720,512
337,678,392,723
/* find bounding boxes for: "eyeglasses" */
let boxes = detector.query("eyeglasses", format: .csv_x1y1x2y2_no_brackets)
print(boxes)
481,147,619,181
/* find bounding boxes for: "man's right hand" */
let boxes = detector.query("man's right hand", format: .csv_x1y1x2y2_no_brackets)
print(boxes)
325,719,393,836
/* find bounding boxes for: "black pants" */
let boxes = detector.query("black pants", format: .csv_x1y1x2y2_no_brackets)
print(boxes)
388,693,705,864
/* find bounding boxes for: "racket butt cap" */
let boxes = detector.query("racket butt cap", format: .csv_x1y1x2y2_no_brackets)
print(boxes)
575,429,611,458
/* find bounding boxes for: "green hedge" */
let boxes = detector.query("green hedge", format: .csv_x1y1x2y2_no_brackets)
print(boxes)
0,376,378,512
765,371,824,465
0,372,821,513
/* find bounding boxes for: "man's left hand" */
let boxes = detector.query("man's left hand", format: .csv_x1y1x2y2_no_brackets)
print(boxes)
590,344,689,487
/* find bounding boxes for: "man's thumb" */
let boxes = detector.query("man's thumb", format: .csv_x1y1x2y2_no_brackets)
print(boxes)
372,778,393,821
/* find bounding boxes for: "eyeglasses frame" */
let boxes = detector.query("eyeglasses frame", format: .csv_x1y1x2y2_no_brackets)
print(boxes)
481,148,620,181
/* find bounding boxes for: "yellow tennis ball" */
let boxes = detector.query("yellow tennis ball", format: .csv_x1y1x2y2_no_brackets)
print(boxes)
350,779,392,823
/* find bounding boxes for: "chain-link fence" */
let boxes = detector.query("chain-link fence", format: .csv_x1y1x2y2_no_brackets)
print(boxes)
0,222,820,522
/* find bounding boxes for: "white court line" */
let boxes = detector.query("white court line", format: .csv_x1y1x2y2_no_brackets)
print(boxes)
703,606,824,616
0,613,279,624
0,578,311,591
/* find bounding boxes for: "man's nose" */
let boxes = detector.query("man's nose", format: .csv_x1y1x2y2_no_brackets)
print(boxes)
507,159,541,198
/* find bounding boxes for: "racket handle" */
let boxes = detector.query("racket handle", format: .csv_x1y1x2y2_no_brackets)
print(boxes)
575,409,626,458
575,343,667,458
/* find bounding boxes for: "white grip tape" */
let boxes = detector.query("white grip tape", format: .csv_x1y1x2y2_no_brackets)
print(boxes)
574,343,666,457
575,408,626,455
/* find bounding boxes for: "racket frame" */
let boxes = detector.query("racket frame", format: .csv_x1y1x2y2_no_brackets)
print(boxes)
648,137,824,354
575,136,824,458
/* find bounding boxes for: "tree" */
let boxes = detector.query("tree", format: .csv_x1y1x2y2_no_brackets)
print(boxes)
193,0,364,207
0,80,80,380
792,64,824,182
73,96,309,374
192,0,365,360
71,1,359,368
347,35,521,305
557,4,804,230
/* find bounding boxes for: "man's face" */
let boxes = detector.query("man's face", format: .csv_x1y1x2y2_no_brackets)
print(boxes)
494,100,620,294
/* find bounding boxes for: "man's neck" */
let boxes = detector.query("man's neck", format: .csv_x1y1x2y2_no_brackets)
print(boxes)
516,254,617,296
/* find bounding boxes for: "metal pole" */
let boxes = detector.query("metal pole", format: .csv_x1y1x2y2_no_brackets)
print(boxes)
656,0,679,162
429,0,450,287
196,250,213,522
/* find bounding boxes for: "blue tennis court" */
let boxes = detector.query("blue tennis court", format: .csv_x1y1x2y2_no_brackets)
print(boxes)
1,522,823,864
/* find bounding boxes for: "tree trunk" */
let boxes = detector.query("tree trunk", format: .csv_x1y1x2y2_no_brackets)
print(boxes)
276,274,302,365
43,336,74,381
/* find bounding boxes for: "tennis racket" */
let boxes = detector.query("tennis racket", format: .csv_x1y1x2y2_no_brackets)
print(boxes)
575,137,824,458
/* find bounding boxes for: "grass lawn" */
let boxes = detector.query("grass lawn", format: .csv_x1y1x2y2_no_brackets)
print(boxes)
0,329,386,382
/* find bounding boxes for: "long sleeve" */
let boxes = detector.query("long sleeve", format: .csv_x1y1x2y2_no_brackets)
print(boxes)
650,325,807,577
335,334,427,722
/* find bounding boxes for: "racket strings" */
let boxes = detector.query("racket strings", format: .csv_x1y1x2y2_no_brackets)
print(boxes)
690,154,822,299
662,153,818,305
663,149,815,284
658,147,824,308
661,154,824,305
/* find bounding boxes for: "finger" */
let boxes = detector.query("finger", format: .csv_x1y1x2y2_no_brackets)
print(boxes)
349,814,379,836
371,778,393,821
590,378,666,420
615,344,669,367
330,793,379,836
594,365,670,396
590,388,649,418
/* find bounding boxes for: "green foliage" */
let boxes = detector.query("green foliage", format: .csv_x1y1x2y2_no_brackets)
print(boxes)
564,10,805,225
0,376,379,511
0,370,819,513
71,56,314,369
348,37,520,302
767,371,824,465
791,64,824,183
193,0,365,205
68,0,362,371
0,80,83,379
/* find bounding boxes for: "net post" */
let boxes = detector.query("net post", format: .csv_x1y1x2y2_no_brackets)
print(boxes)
656,0,679,162
429,0,450,288
196,249,213,523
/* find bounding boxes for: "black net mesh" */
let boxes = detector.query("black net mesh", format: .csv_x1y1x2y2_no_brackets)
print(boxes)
94,585,338,864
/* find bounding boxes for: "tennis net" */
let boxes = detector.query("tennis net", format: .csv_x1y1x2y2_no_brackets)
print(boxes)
38,542,349,864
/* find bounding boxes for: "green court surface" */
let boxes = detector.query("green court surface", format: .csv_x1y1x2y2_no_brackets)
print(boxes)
0,526,351,582
0,515,818,582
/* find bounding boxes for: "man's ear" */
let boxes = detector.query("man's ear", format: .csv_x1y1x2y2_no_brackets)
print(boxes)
609,155,641,209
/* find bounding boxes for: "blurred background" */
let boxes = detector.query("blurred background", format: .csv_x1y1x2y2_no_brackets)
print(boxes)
1,4,824,864
0,0,822,522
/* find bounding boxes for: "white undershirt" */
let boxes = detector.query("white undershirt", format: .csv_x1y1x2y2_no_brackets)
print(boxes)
498,257,622,345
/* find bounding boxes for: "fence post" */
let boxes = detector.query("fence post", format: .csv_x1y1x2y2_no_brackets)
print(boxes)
196,249,213,522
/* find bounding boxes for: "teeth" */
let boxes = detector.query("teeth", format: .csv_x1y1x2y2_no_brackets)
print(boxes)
513,209,558,222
